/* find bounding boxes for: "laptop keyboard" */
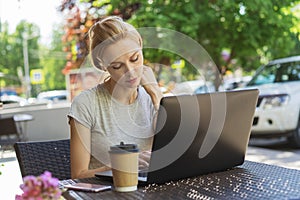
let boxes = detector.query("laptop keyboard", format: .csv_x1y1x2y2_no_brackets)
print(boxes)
139,169,148,177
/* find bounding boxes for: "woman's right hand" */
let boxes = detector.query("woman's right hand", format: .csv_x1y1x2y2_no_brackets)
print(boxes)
139,150,151,170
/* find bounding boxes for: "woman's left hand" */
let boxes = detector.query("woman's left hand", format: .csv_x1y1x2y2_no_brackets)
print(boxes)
141,65,163,110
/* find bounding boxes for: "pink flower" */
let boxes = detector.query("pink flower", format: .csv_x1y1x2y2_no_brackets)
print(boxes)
15,171,62,200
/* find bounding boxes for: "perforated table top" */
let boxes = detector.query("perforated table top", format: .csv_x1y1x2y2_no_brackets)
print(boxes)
63,160,300,200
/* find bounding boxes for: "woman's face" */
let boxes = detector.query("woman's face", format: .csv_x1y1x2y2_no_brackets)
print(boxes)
103,37,143,89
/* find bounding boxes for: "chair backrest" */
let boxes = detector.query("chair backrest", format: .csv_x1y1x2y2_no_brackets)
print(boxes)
14,139,71,180
0,117,20,146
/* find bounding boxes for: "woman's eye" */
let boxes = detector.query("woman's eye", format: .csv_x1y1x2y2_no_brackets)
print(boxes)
111,64,122,69
131,55,139,62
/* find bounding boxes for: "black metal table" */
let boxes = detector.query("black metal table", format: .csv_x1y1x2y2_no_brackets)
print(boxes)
62,160,300,200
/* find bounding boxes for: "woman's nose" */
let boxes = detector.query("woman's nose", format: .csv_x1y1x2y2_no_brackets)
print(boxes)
124,63,136,73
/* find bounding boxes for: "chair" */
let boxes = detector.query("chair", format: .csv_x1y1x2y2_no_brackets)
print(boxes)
0,116,21,152
13,114,34,141
14,139,71,180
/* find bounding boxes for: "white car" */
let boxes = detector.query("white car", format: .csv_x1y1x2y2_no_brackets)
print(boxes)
243,55,300,147
37,90,69,102
164,80,221,96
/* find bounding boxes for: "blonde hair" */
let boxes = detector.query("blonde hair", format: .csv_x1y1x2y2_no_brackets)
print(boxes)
88,16,142,70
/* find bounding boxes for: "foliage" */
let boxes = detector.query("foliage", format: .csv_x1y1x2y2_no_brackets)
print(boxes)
0,20,67,97
15,171,62,200
58,0,300,81
0,163,4,175
2,0,299,96
39,25,67,92
0,21,41,96
116,0,300,72
58,0,106,75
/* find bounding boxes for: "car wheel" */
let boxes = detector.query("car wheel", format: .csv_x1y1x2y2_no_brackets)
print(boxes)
288,118,300,148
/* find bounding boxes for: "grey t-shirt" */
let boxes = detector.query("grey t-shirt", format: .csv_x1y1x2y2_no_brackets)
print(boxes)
68,83,156,169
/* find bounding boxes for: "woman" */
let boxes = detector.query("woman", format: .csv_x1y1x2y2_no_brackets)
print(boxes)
68,16,163,179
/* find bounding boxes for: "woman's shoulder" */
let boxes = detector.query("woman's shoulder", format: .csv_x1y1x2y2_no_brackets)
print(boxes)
138,86,150,97
72,84,103,103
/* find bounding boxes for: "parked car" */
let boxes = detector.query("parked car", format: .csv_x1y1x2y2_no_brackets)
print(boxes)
172,80,207,95
0,89,27,105
165,80,221,96
37,90,69,102
223,76,252,90
0,89,17,97
0,94,27,105
242,55,300,147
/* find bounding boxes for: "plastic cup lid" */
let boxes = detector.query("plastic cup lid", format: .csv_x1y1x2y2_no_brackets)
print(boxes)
110,142,139,153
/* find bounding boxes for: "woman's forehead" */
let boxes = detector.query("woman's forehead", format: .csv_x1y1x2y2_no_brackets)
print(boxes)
101,37,141,66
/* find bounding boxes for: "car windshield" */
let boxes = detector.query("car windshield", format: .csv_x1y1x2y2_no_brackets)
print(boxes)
247,61,300,86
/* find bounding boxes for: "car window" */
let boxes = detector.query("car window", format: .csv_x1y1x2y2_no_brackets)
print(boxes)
248,61,300,86
287,63,300,81
248,64,277,86
275,62,300,82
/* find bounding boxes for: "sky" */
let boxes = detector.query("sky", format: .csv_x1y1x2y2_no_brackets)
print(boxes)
0,0,63,44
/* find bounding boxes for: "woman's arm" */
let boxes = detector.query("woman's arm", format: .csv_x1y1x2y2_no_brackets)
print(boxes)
69,118,110,179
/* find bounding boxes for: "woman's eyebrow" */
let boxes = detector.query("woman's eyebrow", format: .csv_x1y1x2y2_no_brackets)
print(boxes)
128,50,140,59
131,50,140,56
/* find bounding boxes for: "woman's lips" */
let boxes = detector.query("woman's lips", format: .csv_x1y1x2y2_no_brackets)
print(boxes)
127,78,138,84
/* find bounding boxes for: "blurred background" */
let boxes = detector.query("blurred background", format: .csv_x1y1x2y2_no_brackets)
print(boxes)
0,1,300,198
0,0,299,104
0,0,299,152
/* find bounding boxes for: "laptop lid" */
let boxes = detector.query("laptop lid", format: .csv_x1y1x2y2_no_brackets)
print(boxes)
95,89,258,185
145,89,259,184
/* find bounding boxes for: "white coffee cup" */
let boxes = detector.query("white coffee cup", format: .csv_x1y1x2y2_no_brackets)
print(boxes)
109,142,139,192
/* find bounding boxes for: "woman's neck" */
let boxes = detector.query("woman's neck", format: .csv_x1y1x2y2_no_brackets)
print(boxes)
105,78,138,105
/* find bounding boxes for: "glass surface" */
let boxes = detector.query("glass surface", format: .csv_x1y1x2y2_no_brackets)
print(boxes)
248,61,300,86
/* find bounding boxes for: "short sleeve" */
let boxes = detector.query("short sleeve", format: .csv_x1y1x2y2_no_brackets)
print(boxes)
67,90,95,129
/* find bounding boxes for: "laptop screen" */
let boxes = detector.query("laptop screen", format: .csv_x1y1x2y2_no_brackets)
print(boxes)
146,89,258,184
95,89,258,185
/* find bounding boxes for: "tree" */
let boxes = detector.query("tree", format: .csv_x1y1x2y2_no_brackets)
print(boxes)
39,24,67,91
0,21,41,96
114,0,300,73
59,0,300,81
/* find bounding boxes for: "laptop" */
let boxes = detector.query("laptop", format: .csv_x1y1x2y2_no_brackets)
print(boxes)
95,89,259,185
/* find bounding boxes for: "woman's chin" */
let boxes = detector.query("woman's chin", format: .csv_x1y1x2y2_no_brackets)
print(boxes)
126,83,140,88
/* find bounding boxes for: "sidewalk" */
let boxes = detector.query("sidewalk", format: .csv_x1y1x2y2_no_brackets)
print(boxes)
1,146,300,199
246,146,300,170
0,150,22,200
